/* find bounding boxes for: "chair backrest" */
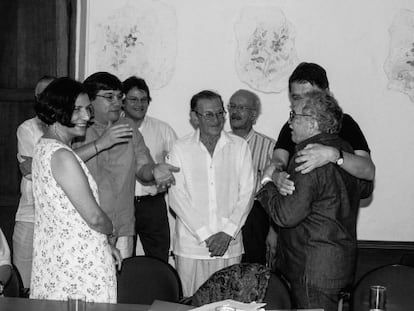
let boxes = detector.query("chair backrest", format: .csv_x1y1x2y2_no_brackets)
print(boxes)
190,263,271,307
117,256,182,304
399,253,414,267
3,267,22,297
352,264,414,311
263,271,292,310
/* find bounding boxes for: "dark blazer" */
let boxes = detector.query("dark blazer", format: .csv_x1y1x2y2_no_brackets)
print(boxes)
256,133,373,288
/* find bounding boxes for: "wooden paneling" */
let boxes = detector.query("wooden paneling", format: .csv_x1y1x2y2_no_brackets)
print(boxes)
0,90,34,205
0,1,76,215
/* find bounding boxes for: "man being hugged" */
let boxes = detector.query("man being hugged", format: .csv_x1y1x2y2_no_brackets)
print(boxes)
257,91,373,311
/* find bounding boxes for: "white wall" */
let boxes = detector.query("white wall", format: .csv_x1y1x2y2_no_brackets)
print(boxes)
82,0,414,241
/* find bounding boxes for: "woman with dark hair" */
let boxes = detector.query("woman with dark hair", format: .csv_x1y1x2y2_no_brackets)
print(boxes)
30,77,120,303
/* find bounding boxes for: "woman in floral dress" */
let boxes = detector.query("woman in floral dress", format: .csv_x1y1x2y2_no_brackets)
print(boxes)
30,77,121,303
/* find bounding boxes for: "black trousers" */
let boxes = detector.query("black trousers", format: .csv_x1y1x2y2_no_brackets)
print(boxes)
241,200,269,265
134,192,170,263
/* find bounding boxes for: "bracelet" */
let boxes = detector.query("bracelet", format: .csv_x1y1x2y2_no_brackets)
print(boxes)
93,141,99,154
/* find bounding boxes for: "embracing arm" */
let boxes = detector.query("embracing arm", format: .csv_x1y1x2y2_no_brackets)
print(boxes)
256,174,314,228
51,149,113,234
294,144,375,180
270,148,295,195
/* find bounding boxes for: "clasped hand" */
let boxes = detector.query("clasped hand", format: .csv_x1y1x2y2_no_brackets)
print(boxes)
205,232,232,257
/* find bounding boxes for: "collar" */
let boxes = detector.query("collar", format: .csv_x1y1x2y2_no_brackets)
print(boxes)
229,128,255,141
190,128,233,147
295,133,340,152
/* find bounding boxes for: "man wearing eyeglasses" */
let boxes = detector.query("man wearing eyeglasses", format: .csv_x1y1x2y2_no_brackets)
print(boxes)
74,72,179,260
266,62,376,271
228,89,275,266
272,62,375,195
257,91,373,311
167,90,254,297
122,76,177,263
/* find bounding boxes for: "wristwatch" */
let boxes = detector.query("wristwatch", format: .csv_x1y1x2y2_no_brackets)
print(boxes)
336,149,344,166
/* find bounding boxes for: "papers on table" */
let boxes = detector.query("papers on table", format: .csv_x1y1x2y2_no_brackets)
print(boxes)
189,299,266,311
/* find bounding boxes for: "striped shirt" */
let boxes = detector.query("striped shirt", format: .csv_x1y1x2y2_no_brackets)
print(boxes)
241,129,276,193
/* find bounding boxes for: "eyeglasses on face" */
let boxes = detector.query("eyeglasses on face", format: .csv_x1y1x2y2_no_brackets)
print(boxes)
125,96,149,105
194,110,226,121
289,110,313,122
96,93,125,102
227,104,254,112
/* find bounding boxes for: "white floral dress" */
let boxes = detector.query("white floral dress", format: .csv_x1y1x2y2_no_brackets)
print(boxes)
30,138,116,303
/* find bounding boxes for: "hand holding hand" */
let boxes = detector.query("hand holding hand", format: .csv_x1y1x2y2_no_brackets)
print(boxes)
95,121,134,151
205,232,232,257
153,163,180,190
295,143,337,174
19,155,33,178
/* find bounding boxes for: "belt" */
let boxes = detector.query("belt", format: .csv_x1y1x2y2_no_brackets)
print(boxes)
134,192,164,202
134,195,151,202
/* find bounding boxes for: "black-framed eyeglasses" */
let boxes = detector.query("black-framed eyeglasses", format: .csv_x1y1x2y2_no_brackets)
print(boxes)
289,110,313,122
227,104,254,112
96,93,125,102
194,110,226,121
125,96,149,105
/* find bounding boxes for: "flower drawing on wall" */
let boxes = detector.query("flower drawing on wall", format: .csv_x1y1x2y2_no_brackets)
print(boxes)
384,9,414,102
87,0,177,90
101,25,142,71
235,6,298,93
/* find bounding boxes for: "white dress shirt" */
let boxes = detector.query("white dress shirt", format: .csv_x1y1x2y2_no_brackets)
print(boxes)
135,115,177,196
167,129,254,259
16,117,46,223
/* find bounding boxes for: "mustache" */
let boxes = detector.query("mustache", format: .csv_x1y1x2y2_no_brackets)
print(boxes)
230,114,242,120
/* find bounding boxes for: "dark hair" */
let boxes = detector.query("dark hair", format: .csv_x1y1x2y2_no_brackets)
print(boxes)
190,90,224,111
289,62,329,91
122,76,152,102
302,90,343,134
36,77,86,127
83,72,122,100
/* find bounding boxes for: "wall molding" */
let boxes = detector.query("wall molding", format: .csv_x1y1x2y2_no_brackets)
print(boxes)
358,240,414,251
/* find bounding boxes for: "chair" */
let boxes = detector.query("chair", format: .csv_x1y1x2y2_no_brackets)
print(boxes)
188,263,271,307
352,264,414,311
263,270,292,309
399,253,414,267
3,267,22,297
117,256,182,304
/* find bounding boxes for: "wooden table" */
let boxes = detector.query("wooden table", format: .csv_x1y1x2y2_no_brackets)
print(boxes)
0,297,149,311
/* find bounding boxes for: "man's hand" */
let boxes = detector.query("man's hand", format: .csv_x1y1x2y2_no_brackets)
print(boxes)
153,163,180,190
295,143,338,174
19,155,33,178
272,170,295,196
109,244,123,271
266,226,278,267
205,232,232,257
95,122,134,152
